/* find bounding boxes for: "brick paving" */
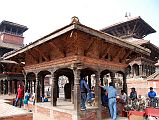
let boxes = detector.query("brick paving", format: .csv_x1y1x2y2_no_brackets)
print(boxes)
0,99,27,117
0,95,128,120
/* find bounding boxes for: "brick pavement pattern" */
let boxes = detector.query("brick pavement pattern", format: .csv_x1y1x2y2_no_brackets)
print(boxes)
0,95,127,120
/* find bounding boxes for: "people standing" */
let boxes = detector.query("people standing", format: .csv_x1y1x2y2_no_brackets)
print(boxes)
99,82,117,120
14,84,24,108
80,78,90,111
129,87,137,101
23,90,30,109
148,87,156,107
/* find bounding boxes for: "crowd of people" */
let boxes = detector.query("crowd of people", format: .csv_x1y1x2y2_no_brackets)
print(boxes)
80,78,158,120
13,80,158,120
14,84,49,109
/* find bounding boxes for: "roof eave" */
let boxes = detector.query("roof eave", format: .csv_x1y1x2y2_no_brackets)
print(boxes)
3,22,150,60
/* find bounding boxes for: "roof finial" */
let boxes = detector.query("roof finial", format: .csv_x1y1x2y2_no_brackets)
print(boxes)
71,16,80,24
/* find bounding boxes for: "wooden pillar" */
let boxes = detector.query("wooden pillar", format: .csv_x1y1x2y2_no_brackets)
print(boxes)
6,80,8,94
123,74,127,94
24,75,28,92
31,81,33,93
0,81,1,94
15,80,17,94
42,78,45,97
110,72,115,87
95,71,102,120
8,80,12,94
88,75,91,89
71,75,74,103
142,65,145,76
28,81,31,93
73,68,81,112
35,73,40,102
3,80,8,94
0,80,2,94
34,81,36,93
51,70,57,106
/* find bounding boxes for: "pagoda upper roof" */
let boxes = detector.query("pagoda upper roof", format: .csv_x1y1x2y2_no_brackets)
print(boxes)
0,20,28,32
101,16,156,39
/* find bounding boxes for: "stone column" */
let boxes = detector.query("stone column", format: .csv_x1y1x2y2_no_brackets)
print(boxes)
130,65,133,78
95,70,101,120
139,65,143,77
73,68,81,112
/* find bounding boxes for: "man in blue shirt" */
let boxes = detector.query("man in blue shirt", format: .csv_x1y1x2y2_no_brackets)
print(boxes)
99,82,117,120
80,78,90,111
148,87,156,107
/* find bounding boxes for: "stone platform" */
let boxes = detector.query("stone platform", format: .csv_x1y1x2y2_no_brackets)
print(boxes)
0,95,127,120
0,99,33,120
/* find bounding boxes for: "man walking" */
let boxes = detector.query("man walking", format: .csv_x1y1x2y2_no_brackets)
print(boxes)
80,78,90,111
99,82,117,120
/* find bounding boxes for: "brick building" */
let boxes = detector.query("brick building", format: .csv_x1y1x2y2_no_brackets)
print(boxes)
0,20,28,94
101,16,159,96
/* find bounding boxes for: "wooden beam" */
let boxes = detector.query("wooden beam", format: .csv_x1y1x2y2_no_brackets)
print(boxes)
48,42,65,57
113,47,125,62
101,43,112,59
34,48,49,61
121,50,132,63
26,50,38,64
84,37,96,55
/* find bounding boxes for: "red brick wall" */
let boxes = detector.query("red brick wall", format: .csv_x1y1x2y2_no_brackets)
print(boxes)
51,110,72,120
127,79,148,97
2,33,24,45
0,113,33,120
147,80,159,95
36,105,72,120
36,106,50,117
101,108,110,119
80,110,97,120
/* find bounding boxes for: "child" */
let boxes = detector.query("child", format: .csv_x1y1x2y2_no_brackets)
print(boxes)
23,90,30,110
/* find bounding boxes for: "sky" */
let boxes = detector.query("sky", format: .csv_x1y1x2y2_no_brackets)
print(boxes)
0,0,159,46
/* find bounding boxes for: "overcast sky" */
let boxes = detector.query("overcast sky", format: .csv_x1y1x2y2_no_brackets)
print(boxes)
0,0,159,46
